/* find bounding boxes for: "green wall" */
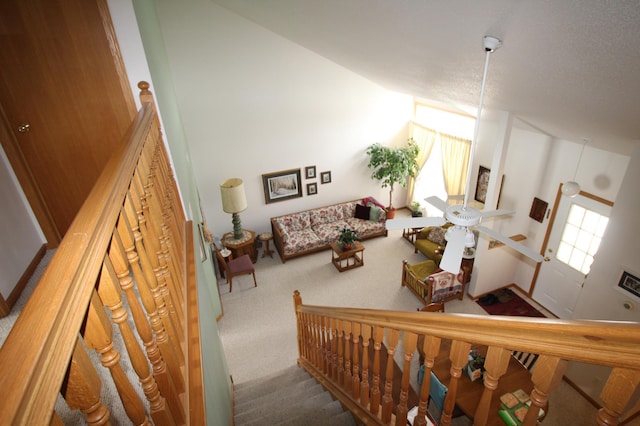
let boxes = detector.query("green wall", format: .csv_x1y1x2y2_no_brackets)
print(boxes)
132,1,232,424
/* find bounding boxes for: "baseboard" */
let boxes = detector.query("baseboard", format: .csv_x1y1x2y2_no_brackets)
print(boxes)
0,244,47,318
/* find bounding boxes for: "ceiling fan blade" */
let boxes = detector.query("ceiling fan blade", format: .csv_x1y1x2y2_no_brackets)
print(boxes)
480,209,514,219
440,227,466,274
476,225,544,262
385,216,446,230
424,196,449,213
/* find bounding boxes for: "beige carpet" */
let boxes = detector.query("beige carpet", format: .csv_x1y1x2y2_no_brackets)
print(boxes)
217,210,608,425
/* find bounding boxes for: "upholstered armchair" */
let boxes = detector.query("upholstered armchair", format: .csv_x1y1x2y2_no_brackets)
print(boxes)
414,224,452,264
401,259,469,305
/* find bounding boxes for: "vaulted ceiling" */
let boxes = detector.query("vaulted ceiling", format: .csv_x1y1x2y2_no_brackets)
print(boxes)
211,0,640,155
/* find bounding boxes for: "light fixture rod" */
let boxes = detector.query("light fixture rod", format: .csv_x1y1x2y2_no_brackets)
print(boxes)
463,36,501,209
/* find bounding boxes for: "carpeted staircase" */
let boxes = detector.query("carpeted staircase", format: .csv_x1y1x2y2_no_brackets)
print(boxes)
234,365,358,426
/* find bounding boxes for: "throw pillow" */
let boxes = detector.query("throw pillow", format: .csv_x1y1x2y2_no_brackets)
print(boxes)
427,226,447,246
354,204,371,220
367,202,384,222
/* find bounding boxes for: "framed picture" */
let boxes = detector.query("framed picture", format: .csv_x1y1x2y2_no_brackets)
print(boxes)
474,165,490,204
320,171,332,184
616,270,640,299
529,197,548,223
306,182,317,196
197,223,207,262
262,168,303,204
305,166,316,179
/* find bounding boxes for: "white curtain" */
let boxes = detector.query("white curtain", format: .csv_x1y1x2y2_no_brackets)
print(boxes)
408,123,437,202
440,133,471,203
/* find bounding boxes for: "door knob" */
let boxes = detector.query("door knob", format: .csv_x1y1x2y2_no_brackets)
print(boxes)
543,256,551,262
17,123,31,133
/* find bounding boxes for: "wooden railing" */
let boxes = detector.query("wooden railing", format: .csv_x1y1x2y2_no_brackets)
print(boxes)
294,291,640,426
0,82,204,425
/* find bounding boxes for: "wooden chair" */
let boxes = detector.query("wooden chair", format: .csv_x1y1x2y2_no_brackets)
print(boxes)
214,246,257,292
401,260,468,305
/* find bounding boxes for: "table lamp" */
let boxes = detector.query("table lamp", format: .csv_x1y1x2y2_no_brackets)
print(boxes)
220,178,247,239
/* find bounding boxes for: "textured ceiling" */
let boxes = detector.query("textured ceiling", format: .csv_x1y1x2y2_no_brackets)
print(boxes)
210,0,640,155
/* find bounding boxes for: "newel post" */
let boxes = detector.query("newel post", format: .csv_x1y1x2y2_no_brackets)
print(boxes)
293,291,303,359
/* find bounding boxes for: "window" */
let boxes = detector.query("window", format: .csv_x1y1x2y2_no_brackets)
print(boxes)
412,104,475,213
556,204,609,274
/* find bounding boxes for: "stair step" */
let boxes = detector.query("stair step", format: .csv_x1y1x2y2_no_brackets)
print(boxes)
234,365,357,426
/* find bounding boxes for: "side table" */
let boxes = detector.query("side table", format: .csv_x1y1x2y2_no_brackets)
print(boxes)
330,241,365,272
222,229,257,263
259,232,274,258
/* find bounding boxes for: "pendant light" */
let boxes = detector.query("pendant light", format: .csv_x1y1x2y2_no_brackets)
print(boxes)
561,138,588,198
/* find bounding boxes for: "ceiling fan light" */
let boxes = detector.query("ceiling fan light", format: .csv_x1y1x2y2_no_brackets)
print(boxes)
464,230,476,247
562,181,580,197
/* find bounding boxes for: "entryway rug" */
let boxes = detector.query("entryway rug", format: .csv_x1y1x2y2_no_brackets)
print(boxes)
476,288,546,318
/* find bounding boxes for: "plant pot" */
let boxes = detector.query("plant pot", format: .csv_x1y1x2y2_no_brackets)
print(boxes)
342,243,353,250
386,208,396,219
465,362,483,382
412,211,423,217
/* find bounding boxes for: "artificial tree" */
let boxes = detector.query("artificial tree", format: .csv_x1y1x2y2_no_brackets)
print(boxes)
365,139,420,218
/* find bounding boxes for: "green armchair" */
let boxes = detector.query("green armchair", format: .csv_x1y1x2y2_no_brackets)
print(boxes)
414,224,451,264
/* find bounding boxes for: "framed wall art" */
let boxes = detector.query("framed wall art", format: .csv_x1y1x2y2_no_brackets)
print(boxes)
616,270,640,300
262,168,302,204
305,165,316,179
529,197,548,223
474,165,490,204
306,182,317,196
320,171,332,184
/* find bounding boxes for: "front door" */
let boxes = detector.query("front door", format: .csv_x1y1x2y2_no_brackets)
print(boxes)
532,190,612,318
0,0,135,245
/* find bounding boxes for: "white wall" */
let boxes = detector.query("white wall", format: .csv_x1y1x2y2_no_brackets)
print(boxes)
153,0,414,238
0,145,45,299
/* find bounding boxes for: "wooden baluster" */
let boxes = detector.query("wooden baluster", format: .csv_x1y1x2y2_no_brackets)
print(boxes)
337,319,345,387
474,346,511,425
351,322,361,400
441,340,471,426
370,326,384,417
415,335,441,426
344,321,353,394
360,324,372,407
321,316,329,375
598,367,640,426
98,254,178,425
84,291,150,426
303,312,312,361
62,338,111,425
396,332,418,426
313,314,321,369
116,211,185,394
330,317,338,381
524,355,566,426
382,329,400,424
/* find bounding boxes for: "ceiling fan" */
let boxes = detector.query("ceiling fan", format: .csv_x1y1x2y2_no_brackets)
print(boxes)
386,36,544,274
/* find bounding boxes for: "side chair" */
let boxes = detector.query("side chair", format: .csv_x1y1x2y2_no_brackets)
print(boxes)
214,245,257,292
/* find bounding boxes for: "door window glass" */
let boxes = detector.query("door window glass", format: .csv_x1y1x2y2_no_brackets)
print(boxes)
556,204,609,274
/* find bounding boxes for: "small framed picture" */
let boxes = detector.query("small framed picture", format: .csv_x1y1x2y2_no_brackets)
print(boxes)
306,182,317,196
529,197,548,223
321,171,332,184
474,165,490,204
616,270,640,299
305,166,316,179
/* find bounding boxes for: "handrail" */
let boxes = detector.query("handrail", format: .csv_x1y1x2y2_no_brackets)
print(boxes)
0,82,201,425
294,291,640,426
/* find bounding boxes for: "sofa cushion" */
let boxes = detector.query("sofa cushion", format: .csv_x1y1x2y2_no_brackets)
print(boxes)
276,212,310,232
428,226,447,246
282,228,323,255
342,202,357,218
354,204,371,220
407,260,438,279
367,202,384,222
310,204,344,226
312,220,350,244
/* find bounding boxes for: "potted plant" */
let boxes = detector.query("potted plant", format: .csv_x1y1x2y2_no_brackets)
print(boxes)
411,201,422,217
365,139,420,219
465,349,485,382
337,227,359,250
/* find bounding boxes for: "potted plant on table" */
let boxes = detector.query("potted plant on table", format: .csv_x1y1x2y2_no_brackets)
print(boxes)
465,349,485,382
337,227,359,250
365,139,420,219
411,201,423,217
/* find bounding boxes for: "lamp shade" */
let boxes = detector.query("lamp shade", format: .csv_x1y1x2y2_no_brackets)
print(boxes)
220,178,247,213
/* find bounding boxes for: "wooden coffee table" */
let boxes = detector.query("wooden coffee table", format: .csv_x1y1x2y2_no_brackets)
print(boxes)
330,241,364,272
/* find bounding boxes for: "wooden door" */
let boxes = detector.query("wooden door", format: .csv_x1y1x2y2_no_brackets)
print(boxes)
0,0,135,245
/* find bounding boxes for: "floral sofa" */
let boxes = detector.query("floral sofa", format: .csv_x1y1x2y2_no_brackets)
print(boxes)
270,198,388,263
